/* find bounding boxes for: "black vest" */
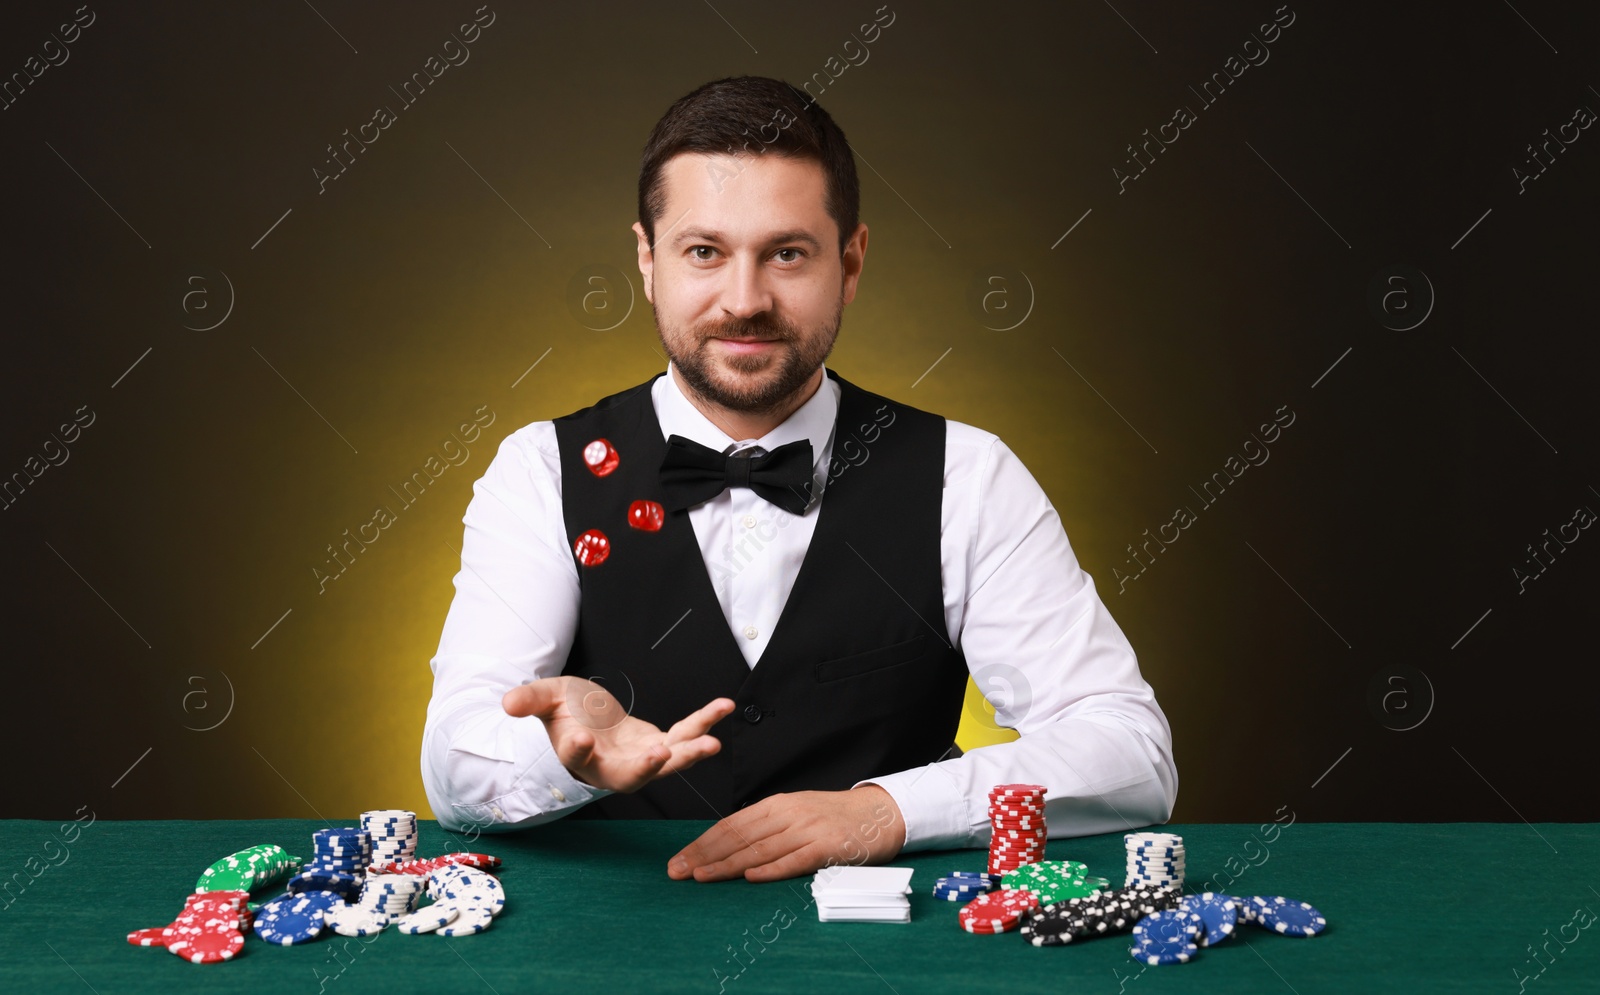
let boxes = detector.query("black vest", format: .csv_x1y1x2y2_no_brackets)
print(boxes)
551,368,968,819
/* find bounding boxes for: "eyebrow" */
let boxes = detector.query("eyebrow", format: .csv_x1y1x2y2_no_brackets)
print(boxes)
670,227,824,252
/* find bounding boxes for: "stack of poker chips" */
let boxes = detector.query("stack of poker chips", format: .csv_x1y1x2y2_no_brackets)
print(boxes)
361,809,419,866
371,851,502,875
405,863,508,936
999,859,1110,904
285,827,371,901
193,844,301,893
1124,831,1184,889
1016,882,1182,946
986,783,1047,874
931,871,1001,901
957,887,1041,934
128,889,254,964
324,874,428,937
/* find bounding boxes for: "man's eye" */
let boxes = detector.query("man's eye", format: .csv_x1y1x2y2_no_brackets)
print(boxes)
691,246,715,260
775,249,801,263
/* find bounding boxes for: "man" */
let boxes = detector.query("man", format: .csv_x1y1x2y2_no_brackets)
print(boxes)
421,76,1176,884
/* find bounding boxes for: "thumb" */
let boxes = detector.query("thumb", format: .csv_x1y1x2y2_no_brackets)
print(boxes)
502,679,563,719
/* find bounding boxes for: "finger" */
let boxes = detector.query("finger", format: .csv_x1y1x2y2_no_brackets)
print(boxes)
655,734,722,779
743,840,835,883
557,728,595,772
502,679,564,719
664,698,737,744
670,802,777,878
695,828,809,882
613,743,671,793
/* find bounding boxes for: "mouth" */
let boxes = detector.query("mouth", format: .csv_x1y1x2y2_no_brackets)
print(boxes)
713,336,781,353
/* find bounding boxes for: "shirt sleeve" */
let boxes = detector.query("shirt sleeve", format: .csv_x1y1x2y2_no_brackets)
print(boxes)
420,422,614,834
860,427,1178,851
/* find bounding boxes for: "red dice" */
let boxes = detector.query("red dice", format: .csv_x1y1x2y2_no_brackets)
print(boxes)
583,438,619,477
627,499,664,532
573,529,610,566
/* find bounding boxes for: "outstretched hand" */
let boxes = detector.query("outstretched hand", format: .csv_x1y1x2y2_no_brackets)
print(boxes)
667,785,906,882
502,677,735,794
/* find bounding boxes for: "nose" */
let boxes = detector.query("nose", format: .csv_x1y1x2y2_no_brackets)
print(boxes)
720,252,774,320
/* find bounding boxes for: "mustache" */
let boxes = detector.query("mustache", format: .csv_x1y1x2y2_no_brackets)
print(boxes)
700,317,793,341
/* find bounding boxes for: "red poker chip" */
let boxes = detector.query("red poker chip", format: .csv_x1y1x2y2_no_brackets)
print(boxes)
957,889,1039,932
990,783,1046,794
186,890,248,908
127,927,170,947
435,851,503,870
989,858,1044,870
167,927,244,964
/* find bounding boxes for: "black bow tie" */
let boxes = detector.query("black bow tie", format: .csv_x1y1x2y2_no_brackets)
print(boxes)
658,434,814,516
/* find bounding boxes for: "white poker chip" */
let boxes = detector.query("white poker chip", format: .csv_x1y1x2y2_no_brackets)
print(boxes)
436,902,496,936
395,904,458,934
324,903,390,937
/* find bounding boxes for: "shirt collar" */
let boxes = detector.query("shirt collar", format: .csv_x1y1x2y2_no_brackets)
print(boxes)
654,361,838,472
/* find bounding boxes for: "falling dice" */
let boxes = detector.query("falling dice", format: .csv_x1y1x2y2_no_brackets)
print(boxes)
573,529,610,566
627,499,664,532
583,438,619,477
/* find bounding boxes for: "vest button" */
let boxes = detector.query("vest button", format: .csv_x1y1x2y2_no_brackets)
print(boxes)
742,703,763,724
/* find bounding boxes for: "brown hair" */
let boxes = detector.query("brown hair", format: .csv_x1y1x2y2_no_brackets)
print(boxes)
637,75,860,256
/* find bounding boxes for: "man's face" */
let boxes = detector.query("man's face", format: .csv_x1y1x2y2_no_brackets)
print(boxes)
633,152,866,415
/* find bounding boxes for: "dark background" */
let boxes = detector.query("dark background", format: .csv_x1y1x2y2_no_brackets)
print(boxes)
2,1,1596,827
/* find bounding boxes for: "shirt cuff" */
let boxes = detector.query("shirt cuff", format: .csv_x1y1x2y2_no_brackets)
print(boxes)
436,711,614,834
856,763,976,853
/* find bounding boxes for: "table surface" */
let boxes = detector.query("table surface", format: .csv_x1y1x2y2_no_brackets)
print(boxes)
2,819,1597,994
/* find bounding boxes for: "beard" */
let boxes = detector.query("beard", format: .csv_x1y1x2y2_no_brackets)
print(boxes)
657,295,843,414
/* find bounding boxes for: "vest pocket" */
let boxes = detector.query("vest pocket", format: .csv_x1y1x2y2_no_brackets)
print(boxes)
813,634,930,683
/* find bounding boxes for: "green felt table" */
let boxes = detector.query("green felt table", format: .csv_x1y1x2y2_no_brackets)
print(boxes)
3,819,1597,994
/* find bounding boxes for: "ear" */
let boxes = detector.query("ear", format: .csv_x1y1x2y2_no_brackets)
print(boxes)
632,221,655,303
840,222,868,306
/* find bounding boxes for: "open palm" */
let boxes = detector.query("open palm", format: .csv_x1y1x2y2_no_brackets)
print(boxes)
502,676,735,793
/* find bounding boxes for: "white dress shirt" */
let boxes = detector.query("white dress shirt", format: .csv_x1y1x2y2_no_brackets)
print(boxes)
421,362,1178,850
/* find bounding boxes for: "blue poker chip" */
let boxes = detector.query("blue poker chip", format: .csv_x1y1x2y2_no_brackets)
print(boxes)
288,870,363,901
1129,910,1202,965
1179,892,1237,947
253,894,330,946
1256,897,1326,936
945,871,994,885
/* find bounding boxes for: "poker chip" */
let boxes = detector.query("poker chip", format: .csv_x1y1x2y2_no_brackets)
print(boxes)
957,888,1039,933
127,927,169,947
437,903,496,937
1129,909,1202,965
395,904,459,934
324,903,390,937
286,869,363,901
933,875,995,900
1180,892,1238,946
1243,896,1272,924
253,894,326,946
1019,906,1090,947
1255,897,1327,937
166,927,244,964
